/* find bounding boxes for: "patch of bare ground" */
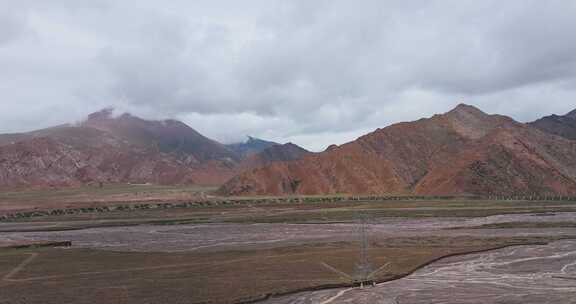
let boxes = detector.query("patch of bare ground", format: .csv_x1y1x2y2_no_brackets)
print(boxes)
0,236,562,304
3,198,576,303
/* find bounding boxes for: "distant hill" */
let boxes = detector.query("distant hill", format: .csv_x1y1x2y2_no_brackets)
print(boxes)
0,110,311,189
529,109,576,140
226,136,279,159
0,110,239,188
221,104,576,196
240,143,312,170
83,108,238,162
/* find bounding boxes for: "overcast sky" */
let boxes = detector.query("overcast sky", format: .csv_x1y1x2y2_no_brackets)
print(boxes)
1,0,575,151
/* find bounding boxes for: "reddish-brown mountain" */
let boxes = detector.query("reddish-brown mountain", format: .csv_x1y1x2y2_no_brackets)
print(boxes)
0,110,311,189
0,127,234,188
220,104,576,196
529,109,576,140
82,108,238,163
0,110,237,188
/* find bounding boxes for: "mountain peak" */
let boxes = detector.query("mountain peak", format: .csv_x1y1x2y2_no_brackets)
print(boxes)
442,103,511,139
530,109,576,140
237,141,311,169
227,136,279,159
448,103,486,116
246,136,259,143
86,107,115,121
566,109,576,119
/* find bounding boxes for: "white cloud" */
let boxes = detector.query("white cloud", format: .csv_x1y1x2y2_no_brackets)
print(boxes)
0,0,575,151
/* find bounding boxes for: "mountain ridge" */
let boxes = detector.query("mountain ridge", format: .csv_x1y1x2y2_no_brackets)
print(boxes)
221,104,576,196
226,136,279,159
0,110,311,188
82,109,238,163
529,109,576,140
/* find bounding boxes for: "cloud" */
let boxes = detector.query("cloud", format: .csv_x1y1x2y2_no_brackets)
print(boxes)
0,8,30,46
1,0,576,151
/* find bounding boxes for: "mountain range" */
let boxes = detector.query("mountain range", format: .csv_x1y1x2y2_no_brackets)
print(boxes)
1,104,576,196
0,109,310,188
221,104,576,196
529,109,576,140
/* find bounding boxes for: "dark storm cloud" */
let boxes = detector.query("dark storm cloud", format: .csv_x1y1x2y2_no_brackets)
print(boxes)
1,0,576,150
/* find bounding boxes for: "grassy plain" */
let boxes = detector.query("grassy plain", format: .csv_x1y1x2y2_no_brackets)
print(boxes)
0,236,562,304
2,188,576,303
0,184,216,212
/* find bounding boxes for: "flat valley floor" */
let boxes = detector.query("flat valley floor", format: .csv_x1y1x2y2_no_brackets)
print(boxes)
1,194,576,303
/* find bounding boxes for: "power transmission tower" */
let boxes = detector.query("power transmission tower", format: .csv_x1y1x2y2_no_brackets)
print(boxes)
354,215,373,286
321,213,391,288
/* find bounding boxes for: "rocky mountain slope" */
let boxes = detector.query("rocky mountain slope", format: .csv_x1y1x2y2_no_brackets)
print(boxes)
529,109,576,140
221,104,576,196
0,110,310,188
82,109,238,163
0,129,233,188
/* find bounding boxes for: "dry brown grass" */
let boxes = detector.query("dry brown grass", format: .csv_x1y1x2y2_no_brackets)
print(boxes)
0,236,556,304
0,184,215,212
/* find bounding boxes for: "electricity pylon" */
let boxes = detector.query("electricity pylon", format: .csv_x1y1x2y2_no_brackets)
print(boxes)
354,215,373,284
321,213,391,288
